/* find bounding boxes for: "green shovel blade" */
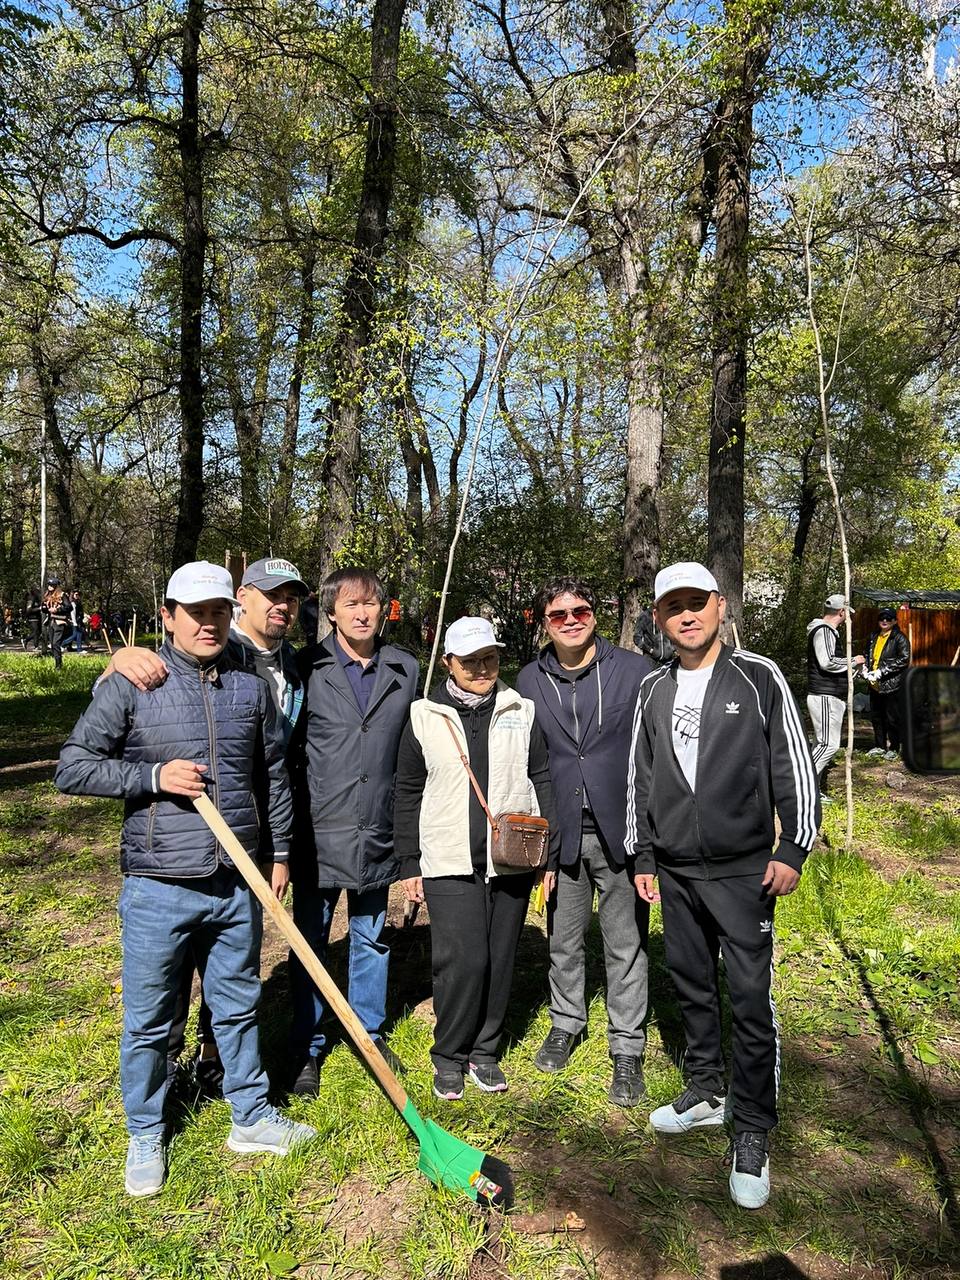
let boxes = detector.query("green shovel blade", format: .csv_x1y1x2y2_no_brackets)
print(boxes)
401,1098,511,1206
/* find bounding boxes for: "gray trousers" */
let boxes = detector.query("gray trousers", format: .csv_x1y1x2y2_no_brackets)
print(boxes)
547,831,649,1055
807,693,845,779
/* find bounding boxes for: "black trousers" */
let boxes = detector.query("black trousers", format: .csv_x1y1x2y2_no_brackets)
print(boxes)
869,687,902,752
423,870,533,1072
659,866,779,1133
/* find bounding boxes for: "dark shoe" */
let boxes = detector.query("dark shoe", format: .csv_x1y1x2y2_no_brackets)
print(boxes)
608,1054,646,1108
194,1050,224,1101
371,1036,404,1075
727,1130,770,1208
534,1028,575,1073
291,1055,320,1098
433,1068,464,1101
468,1061,508,1092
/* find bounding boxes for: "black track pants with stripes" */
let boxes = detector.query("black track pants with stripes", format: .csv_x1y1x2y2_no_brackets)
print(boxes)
658,866,779,1133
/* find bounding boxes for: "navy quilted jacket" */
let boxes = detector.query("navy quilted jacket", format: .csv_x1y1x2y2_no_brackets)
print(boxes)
55,642,293,877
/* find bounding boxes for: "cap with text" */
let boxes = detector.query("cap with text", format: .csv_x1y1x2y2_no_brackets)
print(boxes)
241,557,309,596
444,616,506,657
165,561,239,606
825,594,854,615
653,562,719,605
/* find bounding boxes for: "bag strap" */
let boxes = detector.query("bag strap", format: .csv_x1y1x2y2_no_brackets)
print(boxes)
441,714,499,834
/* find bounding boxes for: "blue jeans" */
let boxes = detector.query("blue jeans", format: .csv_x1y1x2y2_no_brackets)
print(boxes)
289,882,390,1057
118,868,271,1135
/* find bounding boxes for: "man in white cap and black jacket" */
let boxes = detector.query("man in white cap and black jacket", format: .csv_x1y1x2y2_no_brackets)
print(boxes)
805,594,864,801
626,562,820,1210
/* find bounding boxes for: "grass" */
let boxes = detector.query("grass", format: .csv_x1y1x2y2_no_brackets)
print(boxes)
0,673,957,1277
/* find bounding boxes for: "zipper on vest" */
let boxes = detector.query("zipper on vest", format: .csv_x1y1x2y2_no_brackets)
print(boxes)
199,668,222,865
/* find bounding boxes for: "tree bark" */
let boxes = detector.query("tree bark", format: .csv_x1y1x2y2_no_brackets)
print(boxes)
316,0,407,581
171,0,208,565
274,237,316,541
705,17,771,633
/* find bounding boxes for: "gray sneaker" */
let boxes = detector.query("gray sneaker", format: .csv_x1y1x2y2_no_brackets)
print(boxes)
227,1107,317,1155
883,749,899,761
649,1086,726,1133
866,746,885,757
125,1134,166,1197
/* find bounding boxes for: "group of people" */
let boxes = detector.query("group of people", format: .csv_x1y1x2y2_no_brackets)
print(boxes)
56,554,824,1213
806,595,912,799
21,582,88,666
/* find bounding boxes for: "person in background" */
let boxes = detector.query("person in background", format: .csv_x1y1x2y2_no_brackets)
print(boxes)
45,581,71,669
394,617,559,1100
862,607,911,760
67,589,85,652
805,594,864,803
516,577,652,1108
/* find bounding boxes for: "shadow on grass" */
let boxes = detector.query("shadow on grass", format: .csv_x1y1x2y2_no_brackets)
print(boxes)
720,1257,809,1279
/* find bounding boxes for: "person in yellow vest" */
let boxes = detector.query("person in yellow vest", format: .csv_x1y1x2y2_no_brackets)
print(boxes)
862,608,911,760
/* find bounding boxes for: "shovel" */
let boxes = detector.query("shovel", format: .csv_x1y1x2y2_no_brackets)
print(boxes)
192,792,513,1208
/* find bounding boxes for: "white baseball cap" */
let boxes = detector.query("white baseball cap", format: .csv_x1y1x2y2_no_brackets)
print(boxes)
165,561,239,606
653,561,719,605
444,616,505,657
825,594,854,615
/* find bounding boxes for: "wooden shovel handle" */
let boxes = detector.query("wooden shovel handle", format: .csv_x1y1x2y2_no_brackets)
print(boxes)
192,791,407,1112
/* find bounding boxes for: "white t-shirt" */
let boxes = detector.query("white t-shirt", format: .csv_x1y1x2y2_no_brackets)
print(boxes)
672,663,716,792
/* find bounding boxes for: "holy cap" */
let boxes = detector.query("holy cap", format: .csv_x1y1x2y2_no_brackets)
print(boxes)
241,557,309,596
825,594,854,615
444,616,506,657
165,561,239,606
653,562,719,605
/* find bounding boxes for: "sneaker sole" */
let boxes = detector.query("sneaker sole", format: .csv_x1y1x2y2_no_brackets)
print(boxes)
467,1068,508,1093
226,1137,297,1155
432,1087,464,1101
125,1177,164,1197
650,1110,725,1133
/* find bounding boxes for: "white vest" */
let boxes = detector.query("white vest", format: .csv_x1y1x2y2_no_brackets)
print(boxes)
409,684,540,879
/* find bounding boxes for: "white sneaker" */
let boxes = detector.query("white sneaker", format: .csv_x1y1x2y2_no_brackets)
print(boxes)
883,750,899,761
866,747,885,757
728,1130,770,1208
649,1087,726,1133
227,1107,317,1155
125,1134,166,1197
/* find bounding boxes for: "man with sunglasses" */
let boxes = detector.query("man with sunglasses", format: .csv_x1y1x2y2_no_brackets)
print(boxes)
517,577,653,1106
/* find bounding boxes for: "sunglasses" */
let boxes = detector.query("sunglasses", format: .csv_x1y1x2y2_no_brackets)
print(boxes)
545,605,594,624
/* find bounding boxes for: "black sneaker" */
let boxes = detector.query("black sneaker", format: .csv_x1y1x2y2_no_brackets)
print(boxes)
534,1028,575,1073
291,1055,320,1098
727,1130,770,1209
194,1051,224,1101
468,1061,508,1092
371,1036,404,1075
433,1068,465,1101
608,1054,646,1107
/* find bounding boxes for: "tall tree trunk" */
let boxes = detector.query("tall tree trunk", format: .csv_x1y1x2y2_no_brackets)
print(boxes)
316,0,407,581
172,0,208,565
274,238,316,542
30,341,83,583
706,19,771,633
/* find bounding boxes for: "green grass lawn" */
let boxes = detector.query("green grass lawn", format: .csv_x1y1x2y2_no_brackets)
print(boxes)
0,656,957,1278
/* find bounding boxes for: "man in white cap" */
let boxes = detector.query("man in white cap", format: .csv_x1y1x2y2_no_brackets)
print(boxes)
626,562,820,1210
806,594,864,801
55,561,315,1197
94,555,311,1094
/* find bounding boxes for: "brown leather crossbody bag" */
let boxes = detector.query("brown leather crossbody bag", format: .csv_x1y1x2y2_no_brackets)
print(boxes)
442,716,548,871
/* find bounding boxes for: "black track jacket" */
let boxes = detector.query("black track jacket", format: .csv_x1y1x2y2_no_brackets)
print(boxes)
625,644,820,878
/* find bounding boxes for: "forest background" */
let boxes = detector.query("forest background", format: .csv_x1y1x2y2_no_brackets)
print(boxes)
2,0,959,669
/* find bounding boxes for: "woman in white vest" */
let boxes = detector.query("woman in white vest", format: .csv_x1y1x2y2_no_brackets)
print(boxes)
394,616,559,1101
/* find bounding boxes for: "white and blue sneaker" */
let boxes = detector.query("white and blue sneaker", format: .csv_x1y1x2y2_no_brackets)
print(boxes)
125,1134,166,1197
227,1107,317,1155
728,1130,770,1208
649,1086,726,1133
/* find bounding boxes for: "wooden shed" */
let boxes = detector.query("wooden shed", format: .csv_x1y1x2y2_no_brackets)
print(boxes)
853,589,960,666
